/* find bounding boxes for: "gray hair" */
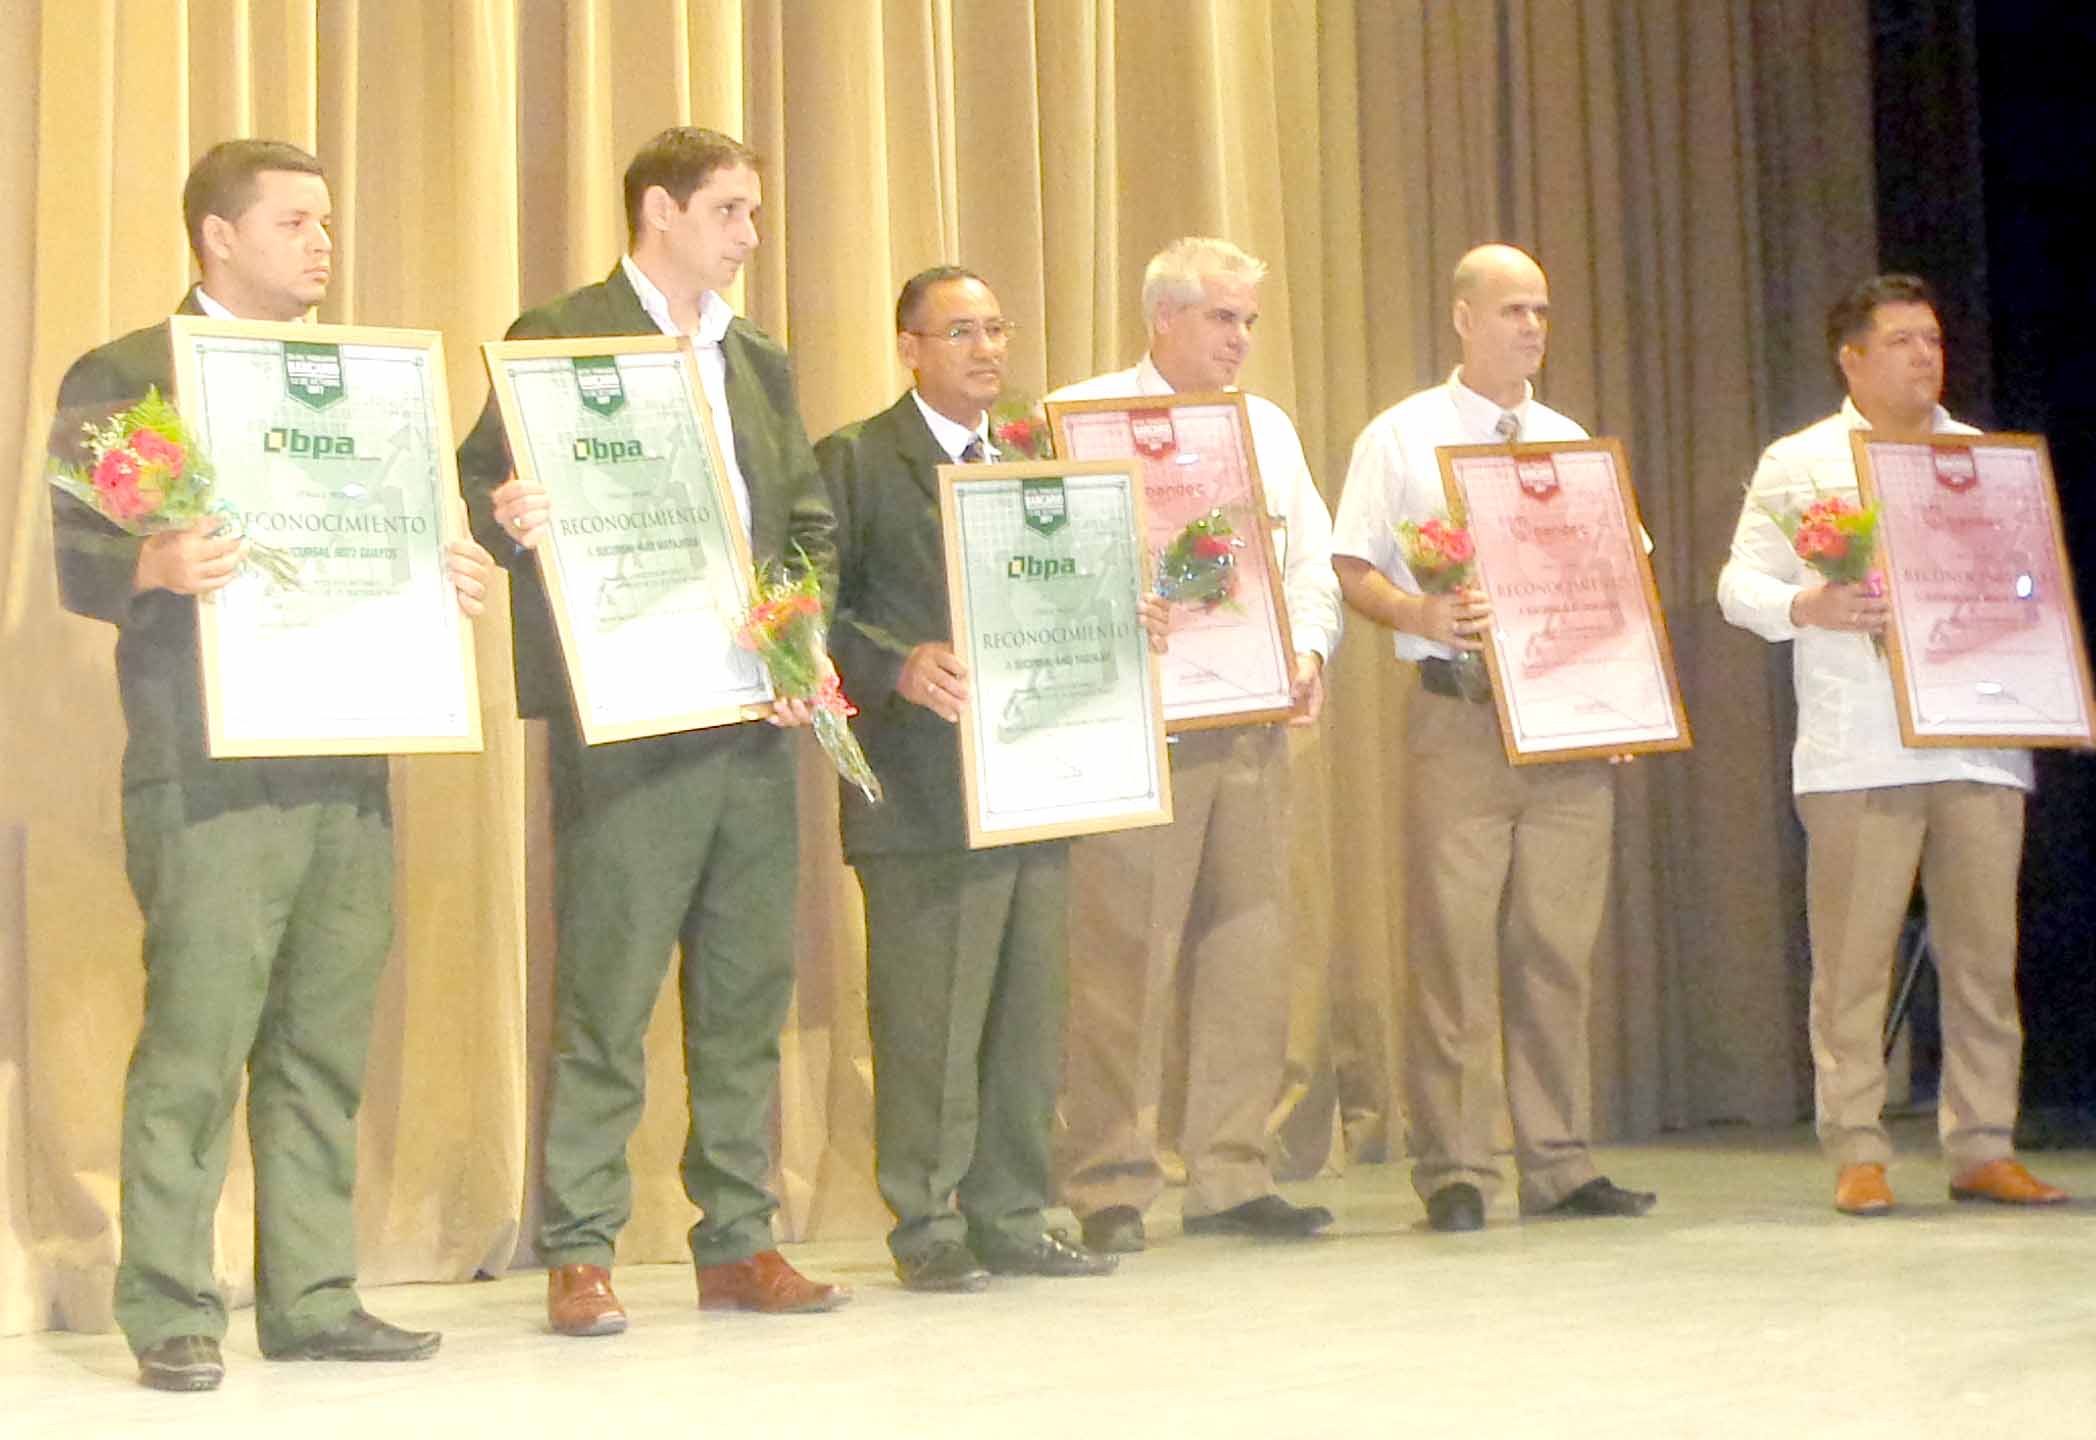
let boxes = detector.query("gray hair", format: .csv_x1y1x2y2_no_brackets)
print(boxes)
1140,237,1268,324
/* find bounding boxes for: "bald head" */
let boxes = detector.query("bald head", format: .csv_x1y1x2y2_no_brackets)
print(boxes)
1452,243,1545,302
1451,243,1550,406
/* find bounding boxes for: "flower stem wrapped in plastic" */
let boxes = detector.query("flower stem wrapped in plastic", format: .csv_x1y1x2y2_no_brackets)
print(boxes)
47,386,300,587
1396,513,1491,700
1762,489,1886,657
735,558,883,804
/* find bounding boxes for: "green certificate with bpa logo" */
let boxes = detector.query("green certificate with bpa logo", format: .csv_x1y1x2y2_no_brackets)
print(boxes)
481,335,771,743
169,317,483,757
939,459,1173,847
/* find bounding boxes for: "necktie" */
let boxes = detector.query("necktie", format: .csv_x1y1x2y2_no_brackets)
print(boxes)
960,437,987,463
1495,411,1521,445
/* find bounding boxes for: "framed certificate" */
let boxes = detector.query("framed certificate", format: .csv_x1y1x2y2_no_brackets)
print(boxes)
1439,438,1692,764
169,317,483,757
940,459,1173,847
1852,432,2096,747
481,335,772,743
1045,393,1296,730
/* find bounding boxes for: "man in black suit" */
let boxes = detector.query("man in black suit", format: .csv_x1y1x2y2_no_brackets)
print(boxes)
820,266,1167,1291
48,138,491,1391
457,127,845,1333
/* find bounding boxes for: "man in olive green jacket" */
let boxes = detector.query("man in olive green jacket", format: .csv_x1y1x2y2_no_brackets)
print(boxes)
456,127,844,1333
49,139,489,1392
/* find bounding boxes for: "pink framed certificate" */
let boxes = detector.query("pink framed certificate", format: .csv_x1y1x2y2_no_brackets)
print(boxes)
1439,438,1692,765
1045,392,1296,731
1852,432,2096,748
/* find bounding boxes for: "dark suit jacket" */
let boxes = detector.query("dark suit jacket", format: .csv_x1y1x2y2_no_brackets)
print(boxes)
48,291,387,816
817,392,978,859
456,263,836,725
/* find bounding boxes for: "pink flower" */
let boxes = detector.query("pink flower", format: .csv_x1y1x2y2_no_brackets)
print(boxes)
130,428,186,479
1192,534,1234,560
92,448,139,498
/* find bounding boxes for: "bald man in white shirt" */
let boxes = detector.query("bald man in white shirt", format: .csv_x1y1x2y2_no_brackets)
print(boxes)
1052,237,1344,1252
1718,271,2066,1217
1331,244,1654,1233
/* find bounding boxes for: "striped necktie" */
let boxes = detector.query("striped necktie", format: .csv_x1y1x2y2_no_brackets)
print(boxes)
960,436,988,463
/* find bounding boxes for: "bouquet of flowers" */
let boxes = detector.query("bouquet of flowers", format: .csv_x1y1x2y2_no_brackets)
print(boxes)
1763,490,1885,656
735,561,883,803
989,395,1054,460
1156,508,1244,611
48,387,299,587
1396,514,1490,699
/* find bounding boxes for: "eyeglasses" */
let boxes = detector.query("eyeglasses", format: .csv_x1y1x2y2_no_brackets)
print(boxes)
907,319,1020,348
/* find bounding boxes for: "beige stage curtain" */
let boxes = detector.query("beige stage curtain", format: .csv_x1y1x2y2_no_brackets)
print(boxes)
0,0,1872,1337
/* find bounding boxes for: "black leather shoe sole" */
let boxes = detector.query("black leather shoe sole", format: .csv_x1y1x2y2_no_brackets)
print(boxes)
138,1336,224,1392
1182,1197,1334,1238
896,1243,991,1293
1080,1206,1147,1254
1425,1183,1486,1232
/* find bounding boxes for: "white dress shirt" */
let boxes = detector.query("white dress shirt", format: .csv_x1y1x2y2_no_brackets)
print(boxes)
1046,355,1343,661
1331,370,1588,661
620,254,753,541
910,390,994,462
1717,398,2031,797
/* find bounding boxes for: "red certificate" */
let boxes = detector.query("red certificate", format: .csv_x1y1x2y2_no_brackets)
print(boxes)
1853,432,2096,747
1439,439,1691,764
1046,393,1295,730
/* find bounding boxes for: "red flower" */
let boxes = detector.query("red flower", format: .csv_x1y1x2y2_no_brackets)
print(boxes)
995,418,1036,451
1192,534,1235,560
92,448,139,498
1795,522,1849,562
130,428,186,479
1436,528,1475,564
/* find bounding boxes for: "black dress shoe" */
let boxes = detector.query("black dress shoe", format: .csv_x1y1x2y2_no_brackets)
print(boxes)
1425,1182,1485,1232
971,1227,1117,1277
1181,1194,1334,1238
138,1335,224,1392
262,1309,442,1362
1080,1205,1147,1254
895,1239,991,1293
1549,1176,1657,1218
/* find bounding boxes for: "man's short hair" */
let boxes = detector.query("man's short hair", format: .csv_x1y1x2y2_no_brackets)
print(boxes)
181,139,326,262
1826,273,1939,373
1140,237,1267,323
622,127,761,244
895,265,986,333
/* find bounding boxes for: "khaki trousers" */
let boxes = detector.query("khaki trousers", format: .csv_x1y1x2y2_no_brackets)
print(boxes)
1796,780,2024,1171
1404,687,1611,1211
1058,728,1289,1221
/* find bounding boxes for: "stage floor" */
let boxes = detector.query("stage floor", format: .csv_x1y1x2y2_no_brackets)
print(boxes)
9,1122,2096,1437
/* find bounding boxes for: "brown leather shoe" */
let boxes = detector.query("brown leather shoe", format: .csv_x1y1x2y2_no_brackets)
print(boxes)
1950,1158,2068,1206
547,1263,628,1336
697,1249,851,1314
1834,1162,1894,1216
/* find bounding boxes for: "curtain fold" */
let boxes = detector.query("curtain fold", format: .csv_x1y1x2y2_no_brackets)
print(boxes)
0,0,1873,1336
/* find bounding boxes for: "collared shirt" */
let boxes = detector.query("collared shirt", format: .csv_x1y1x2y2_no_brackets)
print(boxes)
195,289,238,321
1045,355,1343,661
1717,397,2031,796
620,254,752,540
1331,368,1587,661
909,389,994,462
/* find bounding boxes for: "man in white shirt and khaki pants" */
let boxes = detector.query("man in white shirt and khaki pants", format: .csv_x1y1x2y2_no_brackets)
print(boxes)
1331,244,1655,1232
1719,272,2067,1216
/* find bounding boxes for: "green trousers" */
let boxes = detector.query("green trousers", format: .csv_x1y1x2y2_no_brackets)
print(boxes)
856,841,1068,1262
115,783,392,1357
538,722,799,1269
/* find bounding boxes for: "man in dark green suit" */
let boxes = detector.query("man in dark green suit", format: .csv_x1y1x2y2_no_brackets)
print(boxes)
48,139,489,1391
820,266,1146,1291
456,127,845,1332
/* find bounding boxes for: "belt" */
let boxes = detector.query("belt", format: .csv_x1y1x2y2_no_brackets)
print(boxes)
1418,655,1494,704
